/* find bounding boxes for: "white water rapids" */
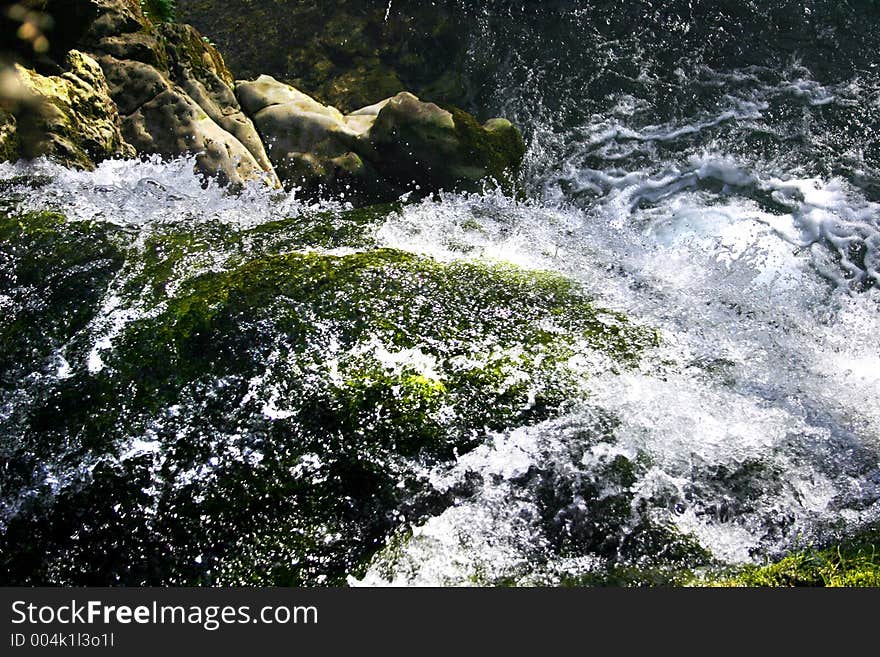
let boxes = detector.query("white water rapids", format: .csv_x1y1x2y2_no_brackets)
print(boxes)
2,61,879,585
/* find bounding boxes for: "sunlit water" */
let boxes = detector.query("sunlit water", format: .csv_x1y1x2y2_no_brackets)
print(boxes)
3,0,880,585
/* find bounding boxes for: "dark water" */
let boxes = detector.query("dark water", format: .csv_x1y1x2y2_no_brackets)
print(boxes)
1,1,879,585
453,0,880,196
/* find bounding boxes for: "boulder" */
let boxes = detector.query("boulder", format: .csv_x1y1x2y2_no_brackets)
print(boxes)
176,0,470,113
2,0,521,196
127,89,267,189
158,23,278,184
236,75,379,194
77,2,278,187
237,75,524,200
7,50,134,168
368,92,526,193
103,55,271,188
4,0,278,187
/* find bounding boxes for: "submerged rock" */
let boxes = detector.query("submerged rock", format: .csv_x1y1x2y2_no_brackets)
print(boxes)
0,206,654,585
237,75,525,200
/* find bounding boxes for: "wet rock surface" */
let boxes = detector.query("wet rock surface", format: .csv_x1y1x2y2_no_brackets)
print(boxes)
0,0,524,198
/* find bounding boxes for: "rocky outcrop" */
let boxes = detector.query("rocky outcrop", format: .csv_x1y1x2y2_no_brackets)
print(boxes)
237,75,525,200
110,59,273,188
2,0,278,187
176,0,469,113
1,0,524,199
79,1,279,187
236,75,380,196
158,23,276,177
3,50,134,168
0,205,654,584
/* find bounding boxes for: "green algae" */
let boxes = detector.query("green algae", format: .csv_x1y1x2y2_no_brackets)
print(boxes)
0,205,656,585
697,528,880,587
448,108,527,191
557,526,880,588
0,211,124,384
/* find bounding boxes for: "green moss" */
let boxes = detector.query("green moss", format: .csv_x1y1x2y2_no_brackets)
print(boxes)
699,529,880,587
119,204,387,306
0,206,656,586
141,0,176,24
449,108,527,191
119,248,650,584
115,246,652,422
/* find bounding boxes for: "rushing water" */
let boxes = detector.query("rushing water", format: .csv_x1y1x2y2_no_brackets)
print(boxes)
2,1,880,585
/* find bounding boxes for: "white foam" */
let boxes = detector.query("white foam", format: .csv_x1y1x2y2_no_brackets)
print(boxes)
357,150,880,583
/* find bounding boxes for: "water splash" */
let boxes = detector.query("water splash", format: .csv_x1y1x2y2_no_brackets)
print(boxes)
4,1,880,585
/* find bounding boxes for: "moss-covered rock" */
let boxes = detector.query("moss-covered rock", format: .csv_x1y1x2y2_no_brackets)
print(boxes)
7,50,135,168
0,210,125,385
0,206,655,585
697,527,880,587
175,0,469,112
369,93,526,194
237,76,524,199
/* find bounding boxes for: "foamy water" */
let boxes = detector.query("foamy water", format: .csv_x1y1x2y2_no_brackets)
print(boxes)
3,9,880,584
